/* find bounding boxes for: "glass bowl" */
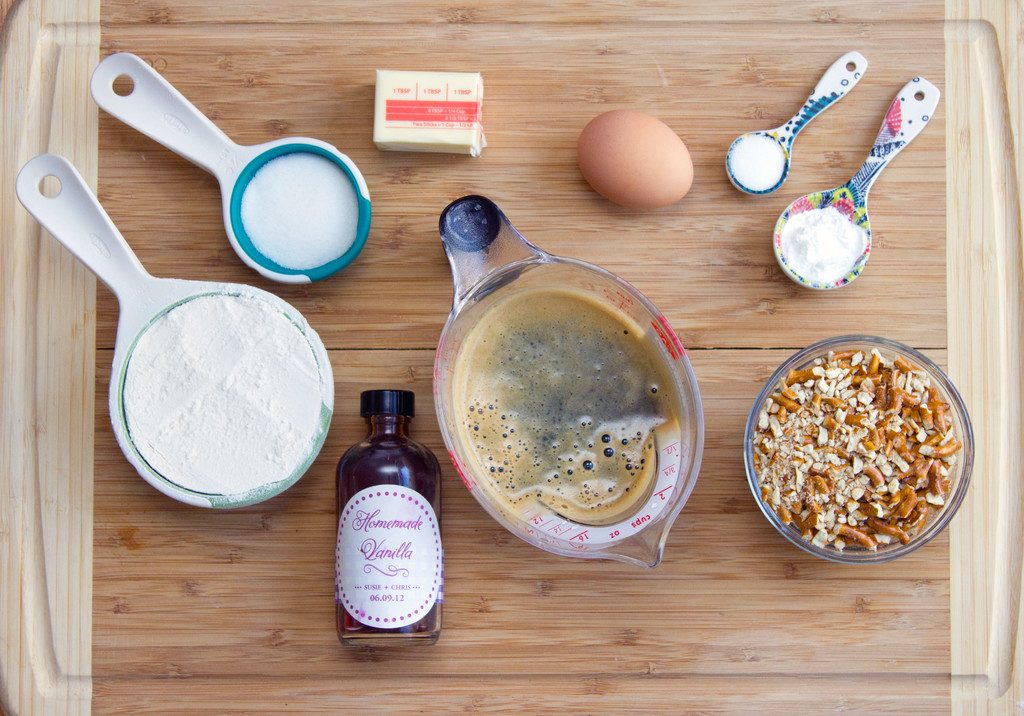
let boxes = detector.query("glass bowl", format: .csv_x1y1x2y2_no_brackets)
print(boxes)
743,335,973,564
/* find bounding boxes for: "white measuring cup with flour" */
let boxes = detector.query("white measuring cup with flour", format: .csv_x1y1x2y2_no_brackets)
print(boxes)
17,154,334,508
91,52,370,284
726,51,868,195
433,196,704,568
773,77,941,290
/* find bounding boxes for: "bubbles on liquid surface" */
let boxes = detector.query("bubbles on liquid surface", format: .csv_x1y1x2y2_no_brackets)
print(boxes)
451,288,682,525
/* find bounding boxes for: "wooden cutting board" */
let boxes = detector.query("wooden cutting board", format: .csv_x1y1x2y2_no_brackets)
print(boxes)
2,0,1022,713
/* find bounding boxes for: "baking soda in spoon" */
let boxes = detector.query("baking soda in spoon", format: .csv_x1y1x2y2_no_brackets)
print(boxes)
774,77,941,289
777,206,867,283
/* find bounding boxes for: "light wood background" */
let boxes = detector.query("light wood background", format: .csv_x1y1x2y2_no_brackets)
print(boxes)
1,0,1021,713
95,5,953,712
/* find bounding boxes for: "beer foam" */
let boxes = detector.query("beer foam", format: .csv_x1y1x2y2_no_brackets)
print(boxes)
452,288,681,525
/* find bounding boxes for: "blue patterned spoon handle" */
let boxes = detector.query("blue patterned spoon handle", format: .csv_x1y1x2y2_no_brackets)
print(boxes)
774,51,868,148
847,77,941,203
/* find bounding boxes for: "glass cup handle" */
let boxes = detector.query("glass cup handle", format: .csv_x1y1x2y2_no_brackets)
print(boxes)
438,195,547,306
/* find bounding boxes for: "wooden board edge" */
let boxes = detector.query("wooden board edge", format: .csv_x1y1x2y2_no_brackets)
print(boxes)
946,1,1024,714
0,0,98,714
1,2,1012,713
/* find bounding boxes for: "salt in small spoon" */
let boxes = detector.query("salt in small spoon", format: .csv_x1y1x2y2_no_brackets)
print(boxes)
726,51,867,195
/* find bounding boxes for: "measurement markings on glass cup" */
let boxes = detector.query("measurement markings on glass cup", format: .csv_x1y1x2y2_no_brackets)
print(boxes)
515,434,683,549
524,512,590,543
568,529,590,542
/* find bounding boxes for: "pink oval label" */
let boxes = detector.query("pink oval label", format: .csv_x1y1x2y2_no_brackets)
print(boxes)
336,485,442,628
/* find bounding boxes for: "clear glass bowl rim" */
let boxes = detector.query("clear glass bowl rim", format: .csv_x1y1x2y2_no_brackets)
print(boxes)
742,334,974,564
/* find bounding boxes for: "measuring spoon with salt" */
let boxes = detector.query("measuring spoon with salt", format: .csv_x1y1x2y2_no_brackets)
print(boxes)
91,52,370,284
726,51,868,195
773,77,941,290
17,153,334,508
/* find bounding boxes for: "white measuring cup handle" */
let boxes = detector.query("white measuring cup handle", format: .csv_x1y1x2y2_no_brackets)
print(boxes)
847,77,941,201
91,52,240,181
16,154,153,302
776,51,868,146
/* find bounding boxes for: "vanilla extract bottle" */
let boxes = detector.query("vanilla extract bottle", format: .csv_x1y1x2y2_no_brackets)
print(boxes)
335,390,442,645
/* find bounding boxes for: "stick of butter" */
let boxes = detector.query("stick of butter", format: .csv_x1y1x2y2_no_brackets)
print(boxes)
373,70,486,157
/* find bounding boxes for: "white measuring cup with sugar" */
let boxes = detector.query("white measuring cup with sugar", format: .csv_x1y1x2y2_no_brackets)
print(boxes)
91,52,370,284
17,153,334,508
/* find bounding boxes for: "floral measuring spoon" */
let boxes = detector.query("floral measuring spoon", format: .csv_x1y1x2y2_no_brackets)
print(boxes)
773,77,942,290
726,51,868,195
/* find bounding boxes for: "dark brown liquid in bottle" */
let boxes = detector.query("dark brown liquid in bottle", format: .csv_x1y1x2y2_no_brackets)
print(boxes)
336,413,442,645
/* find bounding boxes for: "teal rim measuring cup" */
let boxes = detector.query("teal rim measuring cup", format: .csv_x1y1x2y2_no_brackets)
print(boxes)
16,153,334,508
91,52,371,284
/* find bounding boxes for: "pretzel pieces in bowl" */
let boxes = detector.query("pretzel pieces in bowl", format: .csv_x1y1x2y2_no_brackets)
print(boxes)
752,348,961,552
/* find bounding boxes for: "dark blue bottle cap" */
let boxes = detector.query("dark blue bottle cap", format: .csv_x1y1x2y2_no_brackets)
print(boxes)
360,389,415,417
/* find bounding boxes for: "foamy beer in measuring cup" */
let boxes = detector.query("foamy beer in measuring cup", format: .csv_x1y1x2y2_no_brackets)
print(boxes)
452,287,680,525
434,196,704,567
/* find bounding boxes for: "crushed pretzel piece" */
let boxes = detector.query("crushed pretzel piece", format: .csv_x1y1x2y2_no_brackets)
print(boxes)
868,517,911,545
837,524,877,549
920,440,962,459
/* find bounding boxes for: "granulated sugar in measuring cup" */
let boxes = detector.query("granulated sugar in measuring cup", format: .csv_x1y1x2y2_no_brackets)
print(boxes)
17,154,333,508
433,196,704,567
91,52,370,283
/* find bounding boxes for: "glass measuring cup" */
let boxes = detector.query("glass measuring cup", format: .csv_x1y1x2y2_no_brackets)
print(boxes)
433,196,704,567
91,52,370,284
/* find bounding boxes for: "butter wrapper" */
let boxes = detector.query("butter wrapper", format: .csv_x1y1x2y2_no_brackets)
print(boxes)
373,69,486,157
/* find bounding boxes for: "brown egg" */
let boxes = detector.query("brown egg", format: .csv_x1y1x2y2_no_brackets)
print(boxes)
577,109,694,209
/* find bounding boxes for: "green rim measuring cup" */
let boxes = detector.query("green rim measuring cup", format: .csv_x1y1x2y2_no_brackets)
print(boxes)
16,153,334,508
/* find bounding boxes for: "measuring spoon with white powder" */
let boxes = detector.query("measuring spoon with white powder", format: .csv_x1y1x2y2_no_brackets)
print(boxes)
91,52,370,283
726,51,868,195
17,154,334,507
773,77,941,289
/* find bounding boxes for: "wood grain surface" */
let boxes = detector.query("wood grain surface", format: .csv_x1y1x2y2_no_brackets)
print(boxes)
92,350,953,707
946,1,1024,714
1,0,1021,713
90,4,954,712
0,0,97,713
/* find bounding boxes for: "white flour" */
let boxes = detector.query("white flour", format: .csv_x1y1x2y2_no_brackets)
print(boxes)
123,292,325,496
779,206,868,284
